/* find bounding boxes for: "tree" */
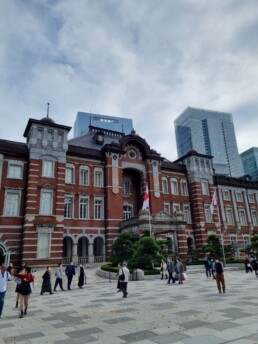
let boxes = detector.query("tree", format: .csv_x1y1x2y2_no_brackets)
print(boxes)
203,234,223,257
109,232,135,266
248,236,258,257
129,237,161,270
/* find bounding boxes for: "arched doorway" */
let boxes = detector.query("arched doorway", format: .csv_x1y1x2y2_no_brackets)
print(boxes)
93,237,104,263
78,237,89,264
187,236,196,261
63,237,73,264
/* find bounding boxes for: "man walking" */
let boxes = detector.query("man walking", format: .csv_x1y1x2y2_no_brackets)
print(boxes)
54,263,65,291
119,262,129,298
65,262,75,290
0,263,13,318
214,257,225,293
166,257,175,284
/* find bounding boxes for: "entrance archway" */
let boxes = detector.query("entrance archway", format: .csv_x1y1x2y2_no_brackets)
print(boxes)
63,237,73,262
78,237,89,257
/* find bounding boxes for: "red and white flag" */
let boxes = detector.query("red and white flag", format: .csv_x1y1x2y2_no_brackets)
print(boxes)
210,190,217,215
142,185,149,210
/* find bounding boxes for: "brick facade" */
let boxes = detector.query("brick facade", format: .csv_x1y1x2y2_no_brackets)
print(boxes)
1,117,258,267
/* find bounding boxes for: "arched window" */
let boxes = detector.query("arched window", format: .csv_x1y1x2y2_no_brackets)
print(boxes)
180,180,188,196
162,177,168,194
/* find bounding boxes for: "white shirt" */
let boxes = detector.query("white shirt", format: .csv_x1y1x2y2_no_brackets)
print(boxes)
120,266,129,283
0,271,12,293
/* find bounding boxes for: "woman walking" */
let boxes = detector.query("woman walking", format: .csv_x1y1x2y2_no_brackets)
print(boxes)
78,264,85,289
41,267,53,295
14,267,34,318
176,258,184,284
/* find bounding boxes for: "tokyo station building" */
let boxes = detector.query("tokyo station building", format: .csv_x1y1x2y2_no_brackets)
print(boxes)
1,115,258,267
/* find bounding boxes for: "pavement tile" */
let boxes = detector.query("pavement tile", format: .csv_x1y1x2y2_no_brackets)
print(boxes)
177,320,210,329
151,331,191,344
103,316,134,324
183,335,226,344
119,330,158,343
65,326,103,338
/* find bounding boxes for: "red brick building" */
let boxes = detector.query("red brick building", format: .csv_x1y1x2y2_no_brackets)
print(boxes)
0,116,258,267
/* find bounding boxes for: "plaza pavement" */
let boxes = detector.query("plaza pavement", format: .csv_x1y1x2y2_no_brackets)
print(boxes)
1,267,258,344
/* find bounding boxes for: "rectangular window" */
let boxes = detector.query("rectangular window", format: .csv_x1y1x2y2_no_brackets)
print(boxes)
42,160,54,178
123,180,131,195
236,192,243,202
94,170,103,187
183,205,191,223
37,129,43,139
58,132,63,143
65,167,74,184
79,197,89,219
201,181,209,195
181,181,188,196
64,196,73,218
162,179,168,194
94,198,103,219
230,236,237,246
172,203,180,214
248,193,255,203
243,236,250,246
226,208,234,225
204,205,212,223
251,210,258,226
239,209,246,225
40,190,52,215
163,203,170,215
4,191,20,216
80,167,89,185
47,130,54,141
223,190,230,201
8,163,23,179
37,232,50,258
123,205,133,220
171,179,179,195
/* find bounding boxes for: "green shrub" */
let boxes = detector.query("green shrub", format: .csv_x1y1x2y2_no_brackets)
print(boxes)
101,264,119,273
144,269,160,275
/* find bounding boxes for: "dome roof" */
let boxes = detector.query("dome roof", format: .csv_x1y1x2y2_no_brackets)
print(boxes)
40,117,56,124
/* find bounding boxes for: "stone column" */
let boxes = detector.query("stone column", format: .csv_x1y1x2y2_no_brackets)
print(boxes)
72,242,78,264
88,242,94,263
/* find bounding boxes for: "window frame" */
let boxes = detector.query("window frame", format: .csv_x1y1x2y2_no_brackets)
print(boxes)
236,191,243,202
65,165,75,184
201,180,209,195
39,189,53,215
123,178,131,195
180,180,188,196
3,190,21,217
239,208,247,226
251,209,258,226
79,166,89,186
94,197,104,220
79,196,89,219
204,204,212,223
37,228,52,259
223,190,230,201
163,203,170,215
170,178,179,195
248,193,255,203
94,168,104,187
123,205,133,219
7,161,23,179
64,195,74,218
42,160,54,178
183,204,191,223
162,177,168,194
225,207,234,225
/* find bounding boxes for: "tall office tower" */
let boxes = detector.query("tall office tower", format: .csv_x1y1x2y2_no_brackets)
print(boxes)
175,107,244,177
240,147,258,180
73,112,133,137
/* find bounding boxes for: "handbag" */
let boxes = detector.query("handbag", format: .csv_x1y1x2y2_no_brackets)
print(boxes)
183,272,188,279
120,269,125,281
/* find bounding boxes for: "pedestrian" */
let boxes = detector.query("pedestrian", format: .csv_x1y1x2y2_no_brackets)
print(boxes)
166,257,175,284
0,263,14,318
116,263,123,292
14,261,26,309
65,261,76,290
251,258,258,277
210,258,216,279
54,263,65,291
14,266,34,318
160,259,168,280
40,267,54,295
245,258,253,273
204,257,211,278
119,262,129,298
78,264,85,289
176,258,184,284
214,257,225,293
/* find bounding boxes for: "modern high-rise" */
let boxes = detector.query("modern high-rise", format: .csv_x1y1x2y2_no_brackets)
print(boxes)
240,147,258,180
73,112,133,137
175,107,244,177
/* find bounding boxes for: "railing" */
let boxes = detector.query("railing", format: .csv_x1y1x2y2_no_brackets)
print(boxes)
62,257,72,265
94,255,105,263
78,256,89,264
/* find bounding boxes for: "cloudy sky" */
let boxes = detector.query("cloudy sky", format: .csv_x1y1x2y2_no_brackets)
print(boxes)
1,0,258,161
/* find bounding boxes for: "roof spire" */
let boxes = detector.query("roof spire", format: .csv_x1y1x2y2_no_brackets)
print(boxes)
47,103,50,118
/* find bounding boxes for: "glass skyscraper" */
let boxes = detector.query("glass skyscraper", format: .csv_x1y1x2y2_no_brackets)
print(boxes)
175,107,244,177
73,112,133,137
240,147,258,180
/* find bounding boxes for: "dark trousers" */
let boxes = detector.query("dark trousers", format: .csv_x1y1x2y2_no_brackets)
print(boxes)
205,268,211,277
67,275,73,290
0,291,6,316
54,278,64,291
120,282,128,297
167,271,175,284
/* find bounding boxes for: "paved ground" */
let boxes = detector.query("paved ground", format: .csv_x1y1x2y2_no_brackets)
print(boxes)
1,268,258,344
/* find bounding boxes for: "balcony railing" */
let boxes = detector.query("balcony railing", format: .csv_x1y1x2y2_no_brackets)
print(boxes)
78,256,89,264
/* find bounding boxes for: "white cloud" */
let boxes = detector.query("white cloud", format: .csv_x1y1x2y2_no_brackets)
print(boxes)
0,0,258,161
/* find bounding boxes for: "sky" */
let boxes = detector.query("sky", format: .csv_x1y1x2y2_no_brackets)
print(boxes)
0,0,258,161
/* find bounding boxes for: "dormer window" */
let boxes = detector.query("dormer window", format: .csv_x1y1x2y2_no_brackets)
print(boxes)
94,131,104,145
37,128,43,140
47,130,54,142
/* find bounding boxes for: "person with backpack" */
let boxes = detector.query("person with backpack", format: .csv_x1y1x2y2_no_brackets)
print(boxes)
214,257,225,293
119,262,129,298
